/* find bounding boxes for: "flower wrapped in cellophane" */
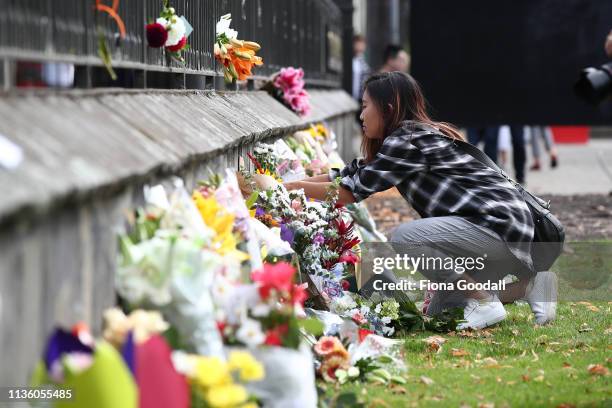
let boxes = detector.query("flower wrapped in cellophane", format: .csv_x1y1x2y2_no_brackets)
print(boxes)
215,14,263,83
116,178,236,357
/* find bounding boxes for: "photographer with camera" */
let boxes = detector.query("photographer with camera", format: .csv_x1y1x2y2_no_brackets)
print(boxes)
575,29,612,104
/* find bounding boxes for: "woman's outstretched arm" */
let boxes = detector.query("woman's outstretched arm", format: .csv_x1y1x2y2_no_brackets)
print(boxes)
283,180,356,205
300,174,332,182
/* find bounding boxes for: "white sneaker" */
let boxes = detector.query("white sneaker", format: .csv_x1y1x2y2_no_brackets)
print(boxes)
457,296,507,330
523,271,557,325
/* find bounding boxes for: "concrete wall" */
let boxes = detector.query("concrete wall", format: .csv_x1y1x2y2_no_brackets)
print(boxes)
0,89,358,386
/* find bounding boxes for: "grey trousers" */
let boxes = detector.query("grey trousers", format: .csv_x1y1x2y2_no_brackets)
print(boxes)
389,216,524,316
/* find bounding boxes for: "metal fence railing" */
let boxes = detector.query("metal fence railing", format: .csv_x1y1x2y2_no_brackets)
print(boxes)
0,0,343,88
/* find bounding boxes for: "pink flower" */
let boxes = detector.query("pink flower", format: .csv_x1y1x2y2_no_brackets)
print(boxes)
291,199,302,212
352,312,367,325
338,251,359,265
274,67,305,91
283,88,311,117
251,262,296,299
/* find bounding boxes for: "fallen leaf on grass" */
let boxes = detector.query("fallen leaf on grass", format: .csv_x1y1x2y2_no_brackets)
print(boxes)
562,362,572,368
419,376,434,385
423,335,446,353
481,357,499,368
587,364,609,376
522,374,530,382
451,348,470,357
556,404,576,408
576,301,600,312
389,385,407,394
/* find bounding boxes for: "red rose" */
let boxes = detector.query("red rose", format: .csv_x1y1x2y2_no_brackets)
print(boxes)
358,328,373,343
341,279,350,290
264,324,289,346
146,23,168,48
264,330,282,346
166,36,187,52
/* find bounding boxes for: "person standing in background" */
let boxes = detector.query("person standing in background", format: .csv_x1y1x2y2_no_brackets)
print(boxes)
352,34,371,101
467,125,526,185
379,44,411,73
466,127,499,163
528,126,559,170
605,29,612,57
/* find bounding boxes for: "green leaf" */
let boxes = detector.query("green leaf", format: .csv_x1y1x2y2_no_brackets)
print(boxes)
97,31,117,81
298,317,324,336
390,375,407,384
246,191,259,209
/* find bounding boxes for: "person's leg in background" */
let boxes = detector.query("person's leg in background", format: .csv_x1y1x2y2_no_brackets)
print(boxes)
510,125,526,184
497,126,512,171
467,127,484,146
483,126,499,163
544,126,559,168
530,125,543,171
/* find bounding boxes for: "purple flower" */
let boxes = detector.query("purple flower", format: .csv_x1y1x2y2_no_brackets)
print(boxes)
323,279,344,298
255,206,265,217
121,331,135,375
276,160,289,174
44,328,94,381
280,223,295,245
313,233,325,245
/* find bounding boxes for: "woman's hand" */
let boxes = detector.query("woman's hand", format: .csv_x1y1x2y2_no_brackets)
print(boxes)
252,173,280,190
236,171,253,197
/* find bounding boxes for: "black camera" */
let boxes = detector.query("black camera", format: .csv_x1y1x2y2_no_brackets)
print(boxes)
574,62,612,104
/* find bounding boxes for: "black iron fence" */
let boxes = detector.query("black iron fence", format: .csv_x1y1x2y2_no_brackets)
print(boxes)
0,0,343,88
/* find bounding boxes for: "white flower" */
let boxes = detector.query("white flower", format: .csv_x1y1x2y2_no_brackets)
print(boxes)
236,318,265,347
212,277,235,305
216,14,238,40
330,293,357,314
381,316,392,325
347,366,360,378
171,351,197,376
374,303,382,314
382,325,395,336
165,15,186,46
251,302,271,317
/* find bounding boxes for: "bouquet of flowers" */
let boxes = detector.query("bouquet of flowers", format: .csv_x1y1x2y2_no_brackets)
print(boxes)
261,67,311,117
116,179,243,357
172,349,264,408
145,0,193,61
213,261,310,349
215,14,263,83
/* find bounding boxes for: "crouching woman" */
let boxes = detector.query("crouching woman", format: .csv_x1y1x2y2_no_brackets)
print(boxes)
283,71,556,329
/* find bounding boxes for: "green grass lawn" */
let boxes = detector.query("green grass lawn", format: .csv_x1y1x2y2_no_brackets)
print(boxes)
323,301,611,407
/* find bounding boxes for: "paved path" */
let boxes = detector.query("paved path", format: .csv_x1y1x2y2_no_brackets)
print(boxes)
521,139,612,195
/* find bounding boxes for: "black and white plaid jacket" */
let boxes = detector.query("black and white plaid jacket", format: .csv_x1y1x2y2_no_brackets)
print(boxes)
331,120,535,273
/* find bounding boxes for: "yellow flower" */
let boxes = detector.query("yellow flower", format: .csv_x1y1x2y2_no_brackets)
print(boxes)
206,384,248,408
239,404,259,408
193,191,249,260
194,356,232,388
229,351,265,382
255,168,282,183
